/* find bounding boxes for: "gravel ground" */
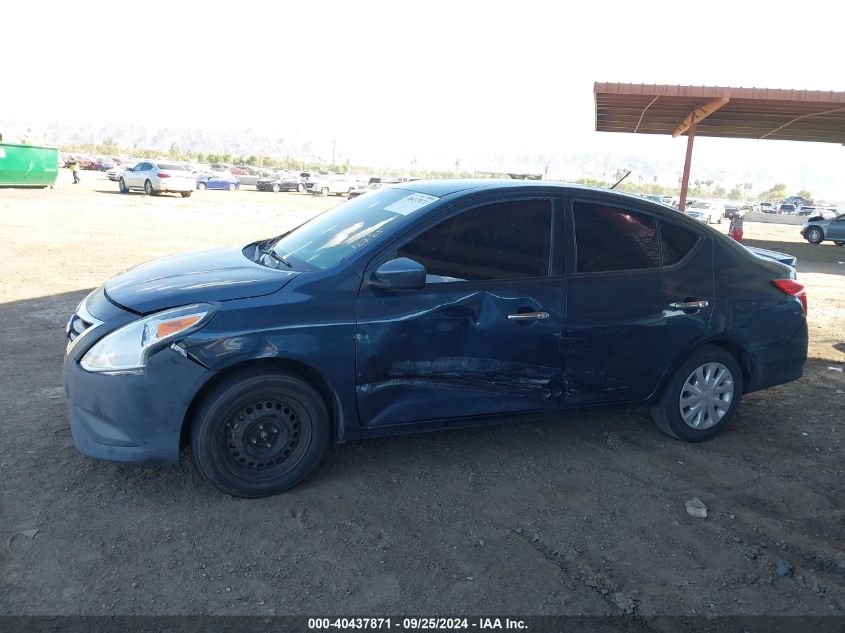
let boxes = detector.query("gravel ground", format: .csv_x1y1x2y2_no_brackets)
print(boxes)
2,172,843,615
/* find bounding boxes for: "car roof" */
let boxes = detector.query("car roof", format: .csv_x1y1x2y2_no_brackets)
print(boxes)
390,178,664,204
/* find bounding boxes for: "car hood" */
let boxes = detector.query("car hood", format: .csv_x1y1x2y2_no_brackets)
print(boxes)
104,246,298,314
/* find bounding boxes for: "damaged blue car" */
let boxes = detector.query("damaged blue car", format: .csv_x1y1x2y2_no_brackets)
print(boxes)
64,180,808,497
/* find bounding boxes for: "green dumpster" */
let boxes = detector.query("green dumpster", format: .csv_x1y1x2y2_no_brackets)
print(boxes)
0,142,59,188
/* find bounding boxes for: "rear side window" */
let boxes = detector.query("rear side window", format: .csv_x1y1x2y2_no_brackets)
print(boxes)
660,221,701,266
397,199,552,282
573,202,659,273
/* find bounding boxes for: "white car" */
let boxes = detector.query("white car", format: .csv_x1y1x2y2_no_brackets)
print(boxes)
119,161,195,197
684,200,724,224
309,175,359,197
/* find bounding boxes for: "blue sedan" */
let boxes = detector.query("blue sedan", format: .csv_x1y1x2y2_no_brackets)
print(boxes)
196,172,240,191
63,181,808,497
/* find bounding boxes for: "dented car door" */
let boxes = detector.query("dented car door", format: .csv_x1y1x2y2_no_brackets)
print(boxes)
355,195,565,427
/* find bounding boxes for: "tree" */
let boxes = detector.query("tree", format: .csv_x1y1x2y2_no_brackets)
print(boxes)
727,187,743,200
168,143,183,160
796,190,813,202
712,185,726,198
758,183,788,201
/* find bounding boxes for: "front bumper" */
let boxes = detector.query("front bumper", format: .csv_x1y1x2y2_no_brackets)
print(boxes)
64,342,212,464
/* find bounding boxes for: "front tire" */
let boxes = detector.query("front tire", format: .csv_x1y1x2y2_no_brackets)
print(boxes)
321,187,329,197
197,182,207,190
181,191,192,198
297,183,305,193
806,227,824,244
228,183,236,191
190,370,330,497
119,177,128,193
272,184,281,193
650,344,743,442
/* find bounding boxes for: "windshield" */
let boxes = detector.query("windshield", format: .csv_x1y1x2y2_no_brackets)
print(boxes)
272,188,438,269
690,201,711,209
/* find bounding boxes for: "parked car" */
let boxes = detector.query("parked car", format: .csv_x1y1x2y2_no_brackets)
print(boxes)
778,203,797,215
800,213,845,246
106,164,134,181
796,206,817,216
63,181,808,497
758,202,776,214
309,174,358,196
347,179,402,199
196,172,240,191
256,173,301,192
684,200,724,224
118,161,194,197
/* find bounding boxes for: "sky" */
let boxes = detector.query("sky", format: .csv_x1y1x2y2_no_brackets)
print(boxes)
3,0,844,196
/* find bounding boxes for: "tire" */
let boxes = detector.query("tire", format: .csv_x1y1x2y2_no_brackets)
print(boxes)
190,370,330,497
650,344,743,442
181,192,192,198
834,241,845,247
272,184,280,193
806,226,824,244
118,177,128,193
297,183,305,193
321,187,329,197
228,183,236,191
197,182,207,190
144,180,154,196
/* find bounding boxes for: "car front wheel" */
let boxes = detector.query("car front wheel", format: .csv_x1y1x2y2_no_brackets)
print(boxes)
297,183,305,193
806,227,824,244
272,184,280,193
190,370,330,497
181,192,192,198
228,183,236,191
197,182,207,190
119,177,128,193
650,344,743,442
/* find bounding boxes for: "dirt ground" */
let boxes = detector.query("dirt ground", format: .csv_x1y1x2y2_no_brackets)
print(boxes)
1,171,843,616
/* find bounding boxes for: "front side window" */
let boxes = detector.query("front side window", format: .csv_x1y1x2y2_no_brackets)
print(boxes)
397,199,552,282
573,202,659,273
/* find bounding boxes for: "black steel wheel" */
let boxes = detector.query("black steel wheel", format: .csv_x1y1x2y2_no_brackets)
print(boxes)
191,370,329,497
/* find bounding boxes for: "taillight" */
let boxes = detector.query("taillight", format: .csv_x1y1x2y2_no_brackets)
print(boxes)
157,172,171,178
772,279,807,315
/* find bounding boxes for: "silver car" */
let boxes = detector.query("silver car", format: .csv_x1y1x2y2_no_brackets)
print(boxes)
684,200,724,224
118,161,195,197
801,212,845,246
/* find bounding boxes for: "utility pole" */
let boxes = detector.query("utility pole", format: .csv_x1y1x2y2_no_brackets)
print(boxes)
332,140,336,167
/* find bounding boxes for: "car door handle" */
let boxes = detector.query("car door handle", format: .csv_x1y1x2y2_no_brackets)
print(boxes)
669,300,709,309
507,311,550,321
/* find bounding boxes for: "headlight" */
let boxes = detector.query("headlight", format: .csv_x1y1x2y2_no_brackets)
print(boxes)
80,304,215,374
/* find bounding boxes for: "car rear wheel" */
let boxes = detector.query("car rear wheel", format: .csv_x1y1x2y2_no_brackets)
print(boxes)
321,187,329,197
181,192,192,198
297,183,305,193
834,241,845,247
118,177,128,193
272,184,280,193
197,182,207,190
650,344,743,442
228,183,236,191
190,370,330,497
144,180,154,196
806,227,824,244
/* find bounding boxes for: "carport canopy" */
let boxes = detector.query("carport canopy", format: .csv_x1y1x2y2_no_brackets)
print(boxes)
593,83,845,210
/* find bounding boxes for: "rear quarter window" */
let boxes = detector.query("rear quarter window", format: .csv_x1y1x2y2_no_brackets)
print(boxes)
660,221,701,266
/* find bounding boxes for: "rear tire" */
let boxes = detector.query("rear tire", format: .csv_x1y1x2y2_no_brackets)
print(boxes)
650,344,743,442
181,192,192,198
806,227,824,244
834,241,844,247
272,184,281,193
197,182,207,190
190,370,330,497
144,180,154,196
297,183,305,193
321,187,329,197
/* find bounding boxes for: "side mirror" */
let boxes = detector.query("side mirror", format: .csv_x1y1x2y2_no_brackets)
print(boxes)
370,257,426,291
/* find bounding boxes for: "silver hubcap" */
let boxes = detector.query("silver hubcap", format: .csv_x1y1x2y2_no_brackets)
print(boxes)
679,362,734,429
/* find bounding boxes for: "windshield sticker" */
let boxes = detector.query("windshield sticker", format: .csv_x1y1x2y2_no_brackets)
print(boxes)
384,193,440,216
